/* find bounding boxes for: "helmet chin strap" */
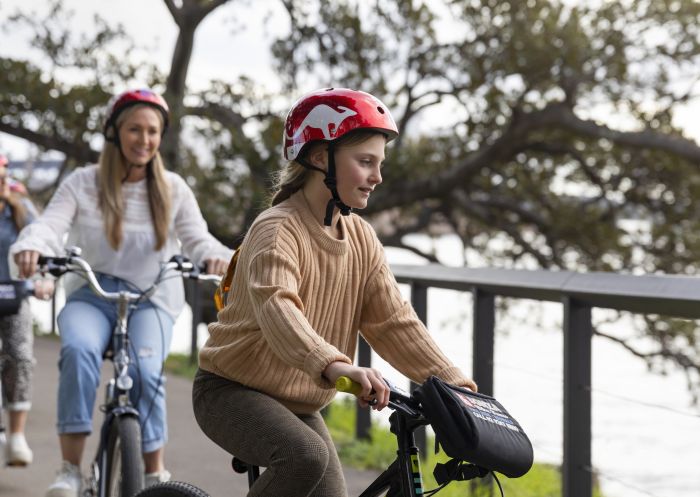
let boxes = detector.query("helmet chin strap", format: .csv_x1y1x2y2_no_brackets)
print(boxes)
299,142,352,226
322,142,352,226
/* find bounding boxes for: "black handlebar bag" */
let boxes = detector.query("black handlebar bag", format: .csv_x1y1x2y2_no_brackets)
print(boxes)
415,375,533,478
0,281,26,316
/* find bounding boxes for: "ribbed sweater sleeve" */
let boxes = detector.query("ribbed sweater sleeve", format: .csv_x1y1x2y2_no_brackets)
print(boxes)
247,247,351,386
360,253,472,389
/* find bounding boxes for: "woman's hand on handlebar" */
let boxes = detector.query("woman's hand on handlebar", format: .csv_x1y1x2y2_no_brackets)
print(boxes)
14,250,41,278
323,362,390,411
204,257,228,276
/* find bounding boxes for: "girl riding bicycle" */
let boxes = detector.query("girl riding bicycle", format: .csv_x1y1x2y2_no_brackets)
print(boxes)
193,88,477,497
11,89,233,497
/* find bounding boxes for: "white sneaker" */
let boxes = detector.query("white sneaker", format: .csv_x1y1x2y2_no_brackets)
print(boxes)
46,461,82,497
5,432,33,466
145,469,171,487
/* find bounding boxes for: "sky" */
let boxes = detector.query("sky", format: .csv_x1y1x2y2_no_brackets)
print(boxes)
0,0,288,159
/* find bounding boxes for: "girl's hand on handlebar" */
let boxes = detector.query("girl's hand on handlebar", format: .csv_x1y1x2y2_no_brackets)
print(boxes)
14,250,41,278
204,257,228,276
324,362,390,411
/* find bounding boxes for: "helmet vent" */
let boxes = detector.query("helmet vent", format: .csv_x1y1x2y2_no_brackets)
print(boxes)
377,106,385,114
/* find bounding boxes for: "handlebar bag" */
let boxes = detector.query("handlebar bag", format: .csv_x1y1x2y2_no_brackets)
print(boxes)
0,281,26,316
415,375,533,478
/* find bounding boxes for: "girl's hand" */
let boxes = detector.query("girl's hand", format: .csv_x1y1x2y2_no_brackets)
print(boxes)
324,361,390,410
14,250,41,279
204,257,228,276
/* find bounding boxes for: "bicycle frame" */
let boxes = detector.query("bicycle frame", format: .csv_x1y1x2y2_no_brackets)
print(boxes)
359,403,428,497
91,289,141,497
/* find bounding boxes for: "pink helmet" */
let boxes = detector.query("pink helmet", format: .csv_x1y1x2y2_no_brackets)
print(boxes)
0,156,27,194
104,89,170,142
283,87,398,161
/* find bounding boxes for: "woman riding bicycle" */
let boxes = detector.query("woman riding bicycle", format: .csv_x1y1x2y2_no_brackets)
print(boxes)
10,89,233,497
193,88,477,497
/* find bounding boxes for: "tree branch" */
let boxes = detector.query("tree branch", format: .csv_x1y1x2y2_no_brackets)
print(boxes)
0,122,99,164
543,103,700,162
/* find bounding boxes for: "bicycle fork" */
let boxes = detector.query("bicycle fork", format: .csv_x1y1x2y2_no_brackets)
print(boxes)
84,296,139,497
359,412,425,497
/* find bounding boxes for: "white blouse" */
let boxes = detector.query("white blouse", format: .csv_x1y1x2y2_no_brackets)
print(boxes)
10,165,233,319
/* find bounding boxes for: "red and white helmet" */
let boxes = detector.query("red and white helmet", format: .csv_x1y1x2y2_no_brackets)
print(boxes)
104,89,170,142
283,87,398,161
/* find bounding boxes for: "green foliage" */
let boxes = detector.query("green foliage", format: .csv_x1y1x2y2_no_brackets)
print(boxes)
164,352,199,380
3,0,700,394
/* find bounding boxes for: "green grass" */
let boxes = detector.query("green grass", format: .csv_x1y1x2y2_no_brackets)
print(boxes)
164,356,605,496
165,352,199,379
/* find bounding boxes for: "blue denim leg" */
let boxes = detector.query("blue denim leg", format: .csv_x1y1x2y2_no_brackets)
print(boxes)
56,299,112,434
126,304,174,453
56,275,174,453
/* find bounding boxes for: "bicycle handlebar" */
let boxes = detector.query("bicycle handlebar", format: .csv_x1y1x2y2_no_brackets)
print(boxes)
335,375,422,418
38,248,222,304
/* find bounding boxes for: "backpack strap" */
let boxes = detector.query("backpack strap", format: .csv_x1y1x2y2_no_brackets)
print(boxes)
214,248,240,311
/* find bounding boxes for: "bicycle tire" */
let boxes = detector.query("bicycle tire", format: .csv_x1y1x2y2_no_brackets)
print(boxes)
104,415,145,497
133,481,211,497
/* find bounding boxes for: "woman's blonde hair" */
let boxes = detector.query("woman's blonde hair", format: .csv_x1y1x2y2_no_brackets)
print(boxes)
98,104,171,250
270,129,387,206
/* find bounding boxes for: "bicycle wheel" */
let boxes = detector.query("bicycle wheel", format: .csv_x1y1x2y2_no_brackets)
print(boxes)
104,415,145,497
133,481,211,497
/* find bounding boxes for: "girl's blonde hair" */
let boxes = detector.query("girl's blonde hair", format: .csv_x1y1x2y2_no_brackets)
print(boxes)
98,104,171,250
270,129,387,206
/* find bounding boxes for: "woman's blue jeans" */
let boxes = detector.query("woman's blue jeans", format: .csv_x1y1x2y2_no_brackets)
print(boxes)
56,274,174,453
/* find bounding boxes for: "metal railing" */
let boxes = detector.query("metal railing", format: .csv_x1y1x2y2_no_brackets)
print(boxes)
184,263,700,497
385,263,700,497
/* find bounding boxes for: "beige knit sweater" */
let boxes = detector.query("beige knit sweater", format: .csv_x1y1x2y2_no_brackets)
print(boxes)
199,191,470,414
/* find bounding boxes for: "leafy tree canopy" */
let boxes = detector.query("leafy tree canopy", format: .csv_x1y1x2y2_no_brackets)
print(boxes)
2,0,700,397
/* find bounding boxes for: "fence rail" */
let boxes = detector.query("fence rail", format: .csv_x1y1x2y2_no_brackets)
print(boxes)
387,264,700,497
185,263,700,497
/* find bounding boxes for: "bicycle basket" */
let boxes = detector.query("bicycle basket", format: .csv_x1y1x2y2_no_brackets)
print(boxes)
0,281,27,317
415,375,533,478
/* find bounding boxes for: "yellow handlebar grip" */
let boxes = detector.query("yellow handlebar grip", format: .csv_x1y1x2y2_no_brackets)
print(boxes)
335,376,362,396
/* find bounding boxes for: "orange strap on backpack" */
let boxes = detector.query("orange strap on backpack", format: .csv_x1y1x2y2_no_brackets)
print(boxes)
214,248,240,311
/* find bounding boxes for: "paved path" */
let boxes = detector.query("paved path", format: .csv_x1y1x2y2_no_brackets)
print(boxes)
0,336,379,496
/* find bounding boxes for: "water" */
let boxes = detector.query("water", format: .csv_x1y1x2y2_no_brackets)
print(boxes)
35,234,700,497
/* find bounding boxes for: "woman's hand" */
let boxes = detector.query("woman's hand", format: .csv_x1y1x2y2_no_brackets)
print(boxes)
324,361,390,411
33,279,55,301
14,250,41,279
204,257,228,276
